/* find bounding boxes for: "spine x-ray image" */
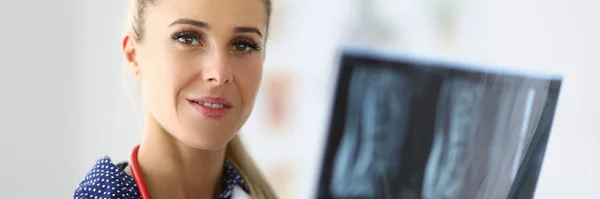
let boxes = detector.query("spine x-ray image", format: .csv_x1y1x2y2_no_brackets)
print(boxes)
317,51,561,199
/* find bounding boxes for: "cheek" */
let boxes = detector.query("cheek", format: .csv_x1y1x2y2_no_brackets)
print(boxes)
234,57,263,111
140,49,192,121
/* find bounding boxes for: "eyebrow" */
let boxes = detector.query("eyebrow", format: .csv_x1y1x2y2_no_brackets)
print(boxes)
169,18,263,38
234,27,263,38
169,18,210,29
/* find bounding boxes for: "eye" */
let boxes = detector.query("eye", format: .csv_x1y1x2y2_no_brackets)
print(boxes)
178,37,199,45
233,43,251,52
172,31,202,46
231,39,261,53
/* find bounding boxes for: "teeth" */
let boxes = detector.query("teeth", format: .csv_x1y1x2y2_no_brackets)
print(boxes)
201,102,225,108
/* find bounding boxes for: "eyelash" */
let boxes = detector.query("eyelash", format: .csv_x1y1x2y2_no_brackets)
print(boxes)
231,38,261,52
171,31,261,53
171,31,202,46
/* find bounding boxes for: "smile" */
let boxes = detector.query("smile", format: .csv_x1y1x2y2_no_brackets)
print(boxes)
190,100,226,109
187,97,233,119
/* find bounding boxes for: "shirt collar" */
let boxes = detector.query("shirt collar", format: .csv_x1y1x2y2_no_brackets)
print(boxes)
220,160,250,198
74,156,250,199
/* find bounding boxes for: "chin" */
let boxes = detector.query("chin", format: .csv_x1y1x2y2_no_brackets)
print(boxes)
173,106,244,150
176,129,236,151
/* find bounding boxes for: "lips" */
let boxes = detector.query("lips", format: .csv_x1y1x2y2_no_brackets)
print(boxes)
188,97,233,107
188,99,229,109
187,97,233,119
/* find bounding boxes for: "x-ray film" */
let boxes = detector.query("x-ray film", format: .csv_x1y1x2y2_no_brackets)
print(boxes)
316,46,562,199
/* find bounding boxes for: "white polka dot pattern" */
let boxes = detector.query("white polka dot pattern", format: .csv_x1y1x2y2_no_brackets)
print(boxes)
73,156,250,199
73,156,140,199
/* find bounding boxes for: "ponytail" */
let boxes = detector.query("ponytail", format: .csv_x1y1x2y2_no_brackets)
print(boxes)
227,135,278,199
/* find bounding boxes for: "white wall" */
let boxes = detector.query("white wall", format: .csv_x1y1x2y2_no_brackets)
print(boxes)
0,0,80,198
0,0,598,198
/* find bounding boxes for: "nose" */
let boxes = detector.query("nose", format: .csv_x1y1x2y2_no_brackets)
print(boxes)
202,51,232,85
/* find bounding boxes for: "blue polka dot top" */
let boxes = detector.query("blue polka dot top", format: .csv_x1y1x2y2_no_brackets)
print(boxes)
73,156,250,199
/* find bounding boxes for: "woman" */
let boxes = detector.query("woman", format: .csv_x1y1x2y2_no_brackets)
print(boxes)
73,0,277,198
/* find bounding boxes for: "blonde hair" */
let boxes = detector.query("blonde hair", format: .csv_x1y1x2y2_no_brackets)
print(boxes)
124,0,278,198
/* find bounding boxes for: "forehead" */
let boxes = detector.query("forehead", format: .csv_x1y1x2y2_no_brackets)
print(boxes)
150,0,268,31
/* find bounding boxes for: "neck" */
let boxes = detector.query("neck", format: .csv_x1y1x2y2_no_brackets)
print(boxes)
135,113,226,199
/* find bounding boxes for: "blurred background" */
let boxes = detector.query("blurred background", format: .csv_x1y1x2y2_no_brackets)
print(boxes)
1,0,599,198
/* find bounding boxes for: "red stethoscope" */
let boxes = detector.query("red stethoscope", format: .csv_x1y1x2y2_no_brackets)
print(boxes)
129,145,153,199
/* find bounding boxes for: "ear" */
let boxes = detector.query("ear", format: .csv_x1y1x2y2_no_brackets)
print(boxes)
122,33,141,80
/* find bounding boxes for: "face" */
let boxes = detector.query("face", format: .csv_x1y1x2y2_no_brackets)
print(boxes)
123,0,268,150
